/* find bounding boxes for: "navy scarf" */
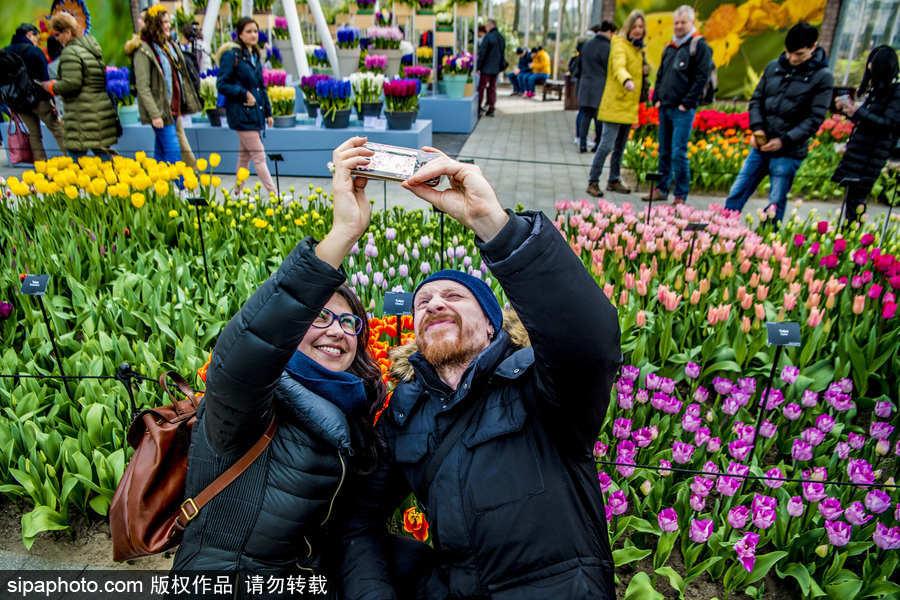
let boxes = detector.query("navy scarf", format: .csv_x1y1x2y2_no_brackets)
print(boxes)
284,350,368,416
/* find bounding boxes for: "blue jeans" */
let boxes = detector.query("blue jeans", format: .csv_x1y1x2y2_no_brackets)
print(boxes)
523,72,548,92
153,123,181,165
507,71,529,93
657,106,695,199
724,148,803,222
69,149,110,161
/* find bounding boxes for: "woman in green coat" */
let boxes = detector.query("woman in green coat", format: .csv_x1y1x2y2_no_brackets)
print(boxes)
47,12,119,159
586,9,646,198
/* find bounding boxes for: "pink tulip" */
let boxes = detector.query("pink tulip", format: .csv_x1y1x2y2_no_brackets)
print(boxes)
717,475,741,497
848,432,866,449
802,427,826,446
752,506,777,529
659,459,672,476
807,306,824,327
801,390,818,407
734,531,760,572
818,497,843,520
597,471,612,492
873,523,900,550
803,481,827,503
846,459,875,485
707,437,722,453
728,505,750,529
787,496,804,517
875,401,893,418
658,508,679,532
689,519,714,543
783,403,803,421
870,422,894,440
763,468,784,489
694,427,711,447
836,442,851,460
636,310,647,327
759,420,777,439
815,414,835,433
607,489,629,515
618,392,634,410
690,494,706,512
672,442,695,464
865,489,892,514
825,520,851,546
728,439,753,461
884,302,897,320
845,501,872,526
593,442,608,458
690,476,714,497
792,439,813,461
613,418,633,439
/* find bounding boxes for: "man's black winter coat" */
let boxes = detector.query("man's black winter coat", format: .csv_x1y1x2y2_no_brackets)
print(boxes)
749,47,834,159
4,32,51,104
340,212,622,600
651,35,713,109
576,35,611,109
477,29,506,76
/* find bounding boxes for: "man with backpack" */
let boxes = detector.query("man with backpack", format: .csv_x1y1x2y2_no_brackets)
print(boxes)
3,23,65,160
643,5,713,205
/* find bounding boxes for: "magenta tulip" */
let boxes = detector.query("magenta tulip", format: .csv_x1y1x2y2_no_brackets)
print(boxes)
847,459,875,485
802,427,826,446
783,403,803,421
728,505,750,529
874,523,900,550
597,471,612,492
844,501,872,526
815,414,835,433
607,489,629,515
874,401,893,418
728,439,753,461
865,489,892,514
752,506,777,529
870,422,895,440
818,497,843,521
763,468,784,489
690,494,706,512
685,362,701,379
825,520,851,546
792,439,813,461
658,508,679,532
781,365,799,384
613,418,633,439
759,420,777,439
672,442,695,464
707,437,722,453
802,481,827,503
689,519,714,543
787,496,804,517
734,531,760,572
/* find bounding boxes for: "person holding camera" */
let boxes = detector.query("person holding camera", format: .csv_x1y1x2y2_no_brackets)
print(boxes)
831,46,900,224
338,145,622,598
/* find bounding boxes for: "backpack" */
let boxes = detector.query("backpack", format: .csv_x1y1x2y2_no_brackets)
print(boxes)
109,371,276,562
689,36,717,106
0,49,39,112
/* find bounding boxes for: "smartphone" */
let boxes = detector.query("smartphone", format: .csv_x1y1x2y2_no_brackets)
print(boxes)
753,130,768,147
349,143,442,186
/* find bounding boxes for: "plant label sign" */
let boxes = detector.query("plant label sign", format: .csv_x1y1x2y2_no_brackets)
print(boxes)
685,222,708,232
268,153,285,162
315,112,323,128
363,116,387,131
20,274,49,296
187,197,208,207
384,291,413,315
766,322,801,347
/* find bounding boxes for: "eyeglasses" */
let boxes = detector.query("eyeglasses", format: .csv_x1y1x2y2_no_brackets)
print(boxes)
311,307,364,335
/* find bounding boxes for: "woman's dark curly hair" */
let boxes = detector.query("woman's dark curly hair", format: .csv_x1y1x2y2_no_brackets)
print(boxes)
141,10,170,46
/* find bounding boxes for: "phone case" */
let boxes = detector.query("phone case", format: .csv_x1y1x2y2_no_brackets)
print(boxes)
350,143,442,185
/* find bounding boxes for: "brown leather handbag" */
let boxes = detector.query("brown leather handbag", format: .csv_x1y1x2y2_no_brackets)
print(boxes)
109,371,276,562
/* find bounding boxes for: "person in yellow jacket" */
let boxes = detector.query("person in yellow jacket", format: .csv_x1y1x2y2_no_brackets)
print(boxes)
522,46,551,97
586,9,646,197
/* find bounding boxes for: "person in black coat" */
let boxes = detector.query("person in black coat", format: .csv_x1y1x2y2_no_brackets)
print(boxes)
506,47,531,95
832,46,900,223
476,19,506,117
576,21,615,153
217,17,276,194
339,152,623,599
724,23,833,223
4,23,65,159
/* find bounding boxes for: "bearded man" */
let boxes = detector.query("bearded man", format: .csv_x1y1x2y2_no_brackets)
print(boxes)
337,143,622,600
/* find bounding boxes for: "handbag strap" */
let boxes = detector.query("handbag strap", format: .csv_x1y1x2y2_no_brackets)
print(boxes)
175,416,277,531
422,394,481,495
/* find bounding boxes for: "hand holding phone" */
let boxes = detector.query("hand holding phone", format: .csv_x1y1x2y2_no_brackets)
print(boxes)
346,143,442,186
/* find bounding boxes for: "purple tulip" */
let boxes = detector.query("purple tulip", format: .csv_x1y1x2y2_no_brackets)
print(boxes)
874,523,900,550
717,476,742,497
783,403,803,421
373,272,385,287
805,466,828,481
0,301,12,319
815,414,835,433
646,372,661,390
613,418,633,440
593,443,608,459
781,365,799,384
364,243,378,257
607,489,629,515
838,377,853,394
751,494,777,512
802,427,826,447
707,437,722,453
736,377,756,394
621,365,640,381
398,264,409,277
787,496,804,517
792,439,813,461
686,403,701,417
691,476,714,497
659,459,673,476
801,390,819,407
722,396,741,416
865,489,892,514
762,388,785,410
616,378,634,394
385,227,397,240
802,481,827,503
728,461,750,477
660,378,676,395
870,422,895,440
690,494,706,512
847,459,875,485
672,442,695,464
662,396,683,415
763,468,784,489
848,433,866,449
597,471,612,493
658,508,679,532
632,427,653,448
617,392,634,410
874,401,893,418
690,519,714,543
836,442,851,460
827,392,855,412
752,506,777,529
701,461,719,476
712,377,733,395
617,439,636,458
728,439,753,462
825,520,852,546
412,247,420,260
694,427,711,447
455,245,466,259
635,389,649,404
759,420,778,439
734,531,760,572
728,505,750,529
682,412,702,433
616,457,635,478
685,362,701,379
420,261,431,274
818,497,844,520
693,386,709,403
845,501,872,526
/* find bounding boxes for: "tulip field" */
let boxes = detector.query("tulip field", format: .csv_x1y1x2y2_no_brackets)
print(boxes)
1,153,899,598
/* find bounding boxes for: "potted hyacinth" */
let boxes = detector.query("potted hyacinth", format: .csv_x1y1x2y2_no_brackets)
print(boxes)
417,0,435,13
355,0,375,13
367,26,403,77
307,47,331,74
383,78,420,130
442,52,472,99
350,71,385,120
404,65,431,97
375,10,392,26
300,74,331,118
336,26,360,78
267,85,296,127
364,53,387,73
199,76,221,126
316,78,353,128
105,66,138,125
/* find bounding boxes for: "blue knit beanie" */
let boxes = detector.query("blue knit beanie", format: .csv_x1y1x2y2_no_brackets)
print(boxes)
414,270,503,334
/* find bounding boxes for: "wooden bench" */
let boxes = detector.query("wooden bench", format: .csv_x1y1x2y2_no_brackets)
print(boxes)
541,79,564,101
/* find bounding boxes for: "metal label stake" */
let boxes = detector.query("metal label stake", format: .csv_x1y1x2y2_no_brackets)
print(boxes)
187,197,213,291
20,275,73,401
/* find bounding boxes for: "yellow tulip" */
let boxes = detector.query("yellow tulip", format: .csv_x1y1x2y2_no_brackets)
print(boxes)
169,209,179,217
34,160,47,173
200,174,211,186
131,193,146,208
64,185,78,199
265,208,275,216
184,176,199,190
196,158,208,172
154,180,169,196
90,178,107,196
252,217,268,228
209,153,221,167
211,176,221,187
237,167,250,182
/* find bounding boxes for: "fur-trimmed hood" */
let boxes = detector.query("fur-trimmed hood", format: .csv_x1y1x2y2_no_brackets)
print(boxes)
123,34,141,57
388,308,530,383
214,41,239,66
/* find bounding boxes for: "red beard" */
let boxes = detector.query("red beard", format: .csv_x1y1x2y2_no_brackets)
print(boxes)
418,313,479,368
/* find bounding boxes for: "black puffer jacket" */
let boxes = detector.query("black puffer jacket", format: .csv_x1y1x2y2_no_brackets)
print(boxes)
340,211,622,600
477,29,506,76
576,35,610,109
172,238,356,575
832,82,900,187
4,33,51,104
651,34,713,109
749,47,834,159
